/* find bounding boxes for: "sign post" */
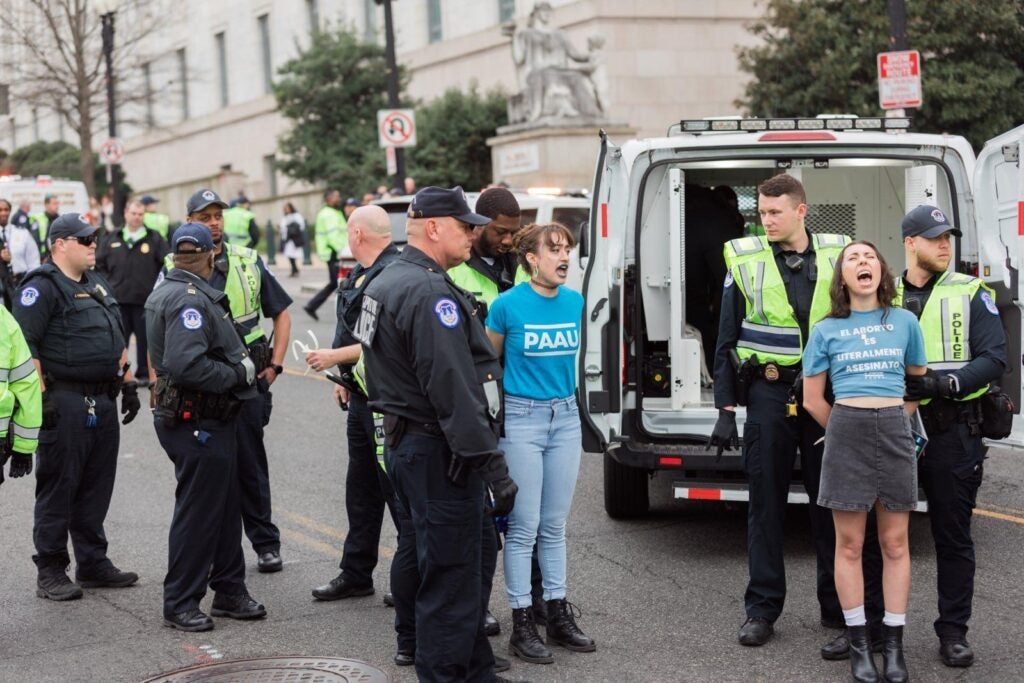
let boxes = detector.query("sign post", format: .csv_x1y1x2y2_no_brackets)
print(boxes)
877,50,922,110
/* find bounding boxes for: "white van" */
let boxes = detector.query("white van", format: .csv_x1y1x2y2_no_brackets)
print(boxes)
581,116,1023,517
0,175,90,215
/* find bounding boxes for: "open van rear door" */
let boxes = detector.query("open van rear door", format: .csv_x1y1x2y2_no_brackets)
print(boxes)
974,124,1024,448
579,132,628,453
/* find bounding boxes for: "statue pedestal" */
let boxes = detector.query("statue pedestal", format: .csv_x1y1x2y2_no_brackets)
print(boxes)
487,122,636,191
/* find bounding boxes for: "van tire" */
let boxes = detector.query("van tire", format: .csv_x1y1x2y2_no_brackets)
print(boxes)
604,452,649,518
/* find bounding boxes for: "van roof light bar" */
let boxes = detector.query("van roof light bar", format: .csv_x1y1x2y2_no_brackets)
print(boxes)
668,116,913,136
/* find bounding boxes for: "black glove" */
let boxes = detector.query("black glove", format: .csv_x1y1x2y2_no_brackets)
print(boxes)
9,451,33,478
905,370,957,401
474,453,519,517
121,383,141,425
706,408,739,457
41,391,59,429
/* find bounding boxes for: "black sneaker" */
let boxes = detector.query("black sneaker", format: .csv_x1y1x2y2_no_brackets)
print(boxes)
37,569,84,601
210,592,267,620
77,565,139,588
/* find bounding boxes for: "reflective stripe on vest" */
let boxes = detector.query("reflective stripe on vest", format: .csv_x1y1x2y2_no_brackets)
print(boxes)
724,233,849,366
895,272,990,402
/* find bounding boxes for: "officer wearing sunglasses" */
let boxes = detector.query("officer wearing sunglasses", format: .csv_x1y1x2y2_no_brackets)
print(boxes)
13,213,141,602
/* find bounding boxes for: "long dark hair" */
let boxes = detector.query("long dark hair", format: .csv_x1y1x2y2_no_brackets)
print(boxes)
827,240,897,321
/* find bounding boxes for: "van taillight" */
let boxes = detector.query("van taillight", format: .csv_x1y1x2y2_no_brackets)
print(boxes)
659,457,682,467
758,132,836,142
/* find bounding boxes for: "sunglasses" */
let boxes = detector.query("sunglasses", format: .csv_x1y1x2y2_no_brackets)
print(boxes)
60,234,98,247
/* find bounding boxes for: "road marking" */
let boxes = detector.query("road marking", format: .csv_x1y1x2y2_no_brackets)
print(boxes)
282,367,327,382
278,509,346,541
278,509,395,559
281,527,342,557
975,506,1024,526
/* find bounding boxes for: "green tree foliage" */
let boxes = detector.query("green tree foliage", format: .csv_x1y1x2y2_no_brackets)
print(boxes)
737,0,1024,150
274,27,406,195
407,85,509,190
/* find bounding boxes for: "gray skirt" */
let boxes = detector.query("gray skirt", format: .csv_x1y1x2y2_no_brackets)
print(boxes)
818,403,918,513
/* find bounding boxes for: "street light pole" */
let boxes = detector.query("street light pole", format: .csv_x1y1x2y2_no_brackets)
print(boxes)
887,0,908,50
376,0,405,192
99,6,124,227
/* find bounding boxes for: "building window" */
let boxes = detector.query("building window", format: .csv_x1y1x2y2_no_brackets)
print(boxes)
427,0,442,43
498,0,515,23
215,32,228,107
263,154,278,197
363,0,377,39
306,0,319,34
177,48,189,120
258,14,273,94
142,62,154,128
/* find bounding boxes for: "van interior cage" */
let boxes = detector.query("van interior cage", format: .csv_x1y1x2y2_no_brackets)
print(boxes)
668,116,913,136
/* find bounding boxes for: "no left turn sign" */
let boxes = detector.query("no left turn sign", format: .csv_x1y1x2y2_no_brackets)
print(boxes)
100,137,125,164
378,109,417,148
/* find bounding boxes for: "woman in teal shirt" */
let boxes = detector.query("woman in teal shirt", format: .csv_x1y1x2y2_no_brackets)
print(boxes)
486,222,594,666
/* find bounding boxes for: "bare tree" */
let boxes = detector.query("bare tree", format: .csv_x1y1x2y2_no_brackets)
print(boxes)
0,0,173,196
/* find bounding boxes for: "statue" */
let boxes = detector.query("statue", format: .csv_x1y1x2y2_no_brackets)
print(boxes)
506,2,606,124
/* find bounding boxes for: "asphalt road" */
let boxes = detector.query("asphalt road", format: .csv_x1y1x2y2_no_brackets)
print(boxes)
1,268,1023,682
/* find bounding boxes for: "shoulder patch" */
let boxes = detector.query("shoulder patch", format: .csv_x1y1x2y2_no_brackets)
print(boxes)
20,287,39,307
723,271,734,288
434,297,460,329
980,290,999,315
180,307,203,330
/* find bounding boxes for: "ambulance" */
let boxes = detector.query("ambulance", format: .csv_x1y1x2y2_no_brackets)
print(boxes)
580,116,1023,517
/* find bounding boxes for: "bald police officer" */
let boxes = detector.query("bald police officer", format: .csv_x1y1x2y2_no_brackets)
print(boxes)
355,186,518,682
147,223,265,631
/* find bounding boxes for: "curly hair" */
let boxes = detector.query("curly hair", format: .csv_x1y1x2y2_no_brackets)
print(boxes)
513,222,575,275
827,240,898,323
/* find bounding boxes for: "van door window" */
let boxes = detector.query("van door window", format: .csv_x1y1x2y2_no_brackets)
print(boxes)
519,209,538,226
552,207,590,243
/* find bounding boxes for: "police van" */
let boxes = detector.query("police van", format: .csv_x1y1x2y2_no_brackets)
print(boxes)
580,116,1024,517
0,175,90,214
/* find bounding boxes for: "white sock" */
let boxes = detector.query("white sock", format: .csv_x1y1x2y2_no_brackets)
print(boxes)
883,611,906,627
843,605,867,627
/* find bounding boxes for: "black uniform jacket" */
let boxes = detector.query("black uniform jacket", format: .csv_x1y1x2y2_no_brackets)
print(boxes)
96,227,170,305
354,245,503,462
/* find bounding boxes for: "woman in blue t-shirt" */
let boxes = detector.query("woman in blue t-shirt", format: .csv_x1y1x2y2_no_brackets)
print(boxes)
485,222,594,665
802,240,926,683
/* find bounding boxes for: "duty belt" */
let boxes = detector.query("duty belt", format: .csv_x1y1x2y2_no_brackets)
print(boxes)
382,414,443,448
755,362,799,384
153,376,242,422
48,377,120,398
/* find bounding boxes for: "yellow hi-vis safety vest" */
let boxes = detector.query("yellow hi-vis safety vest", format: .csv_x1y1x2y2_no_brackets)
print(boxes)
448,261,529,307
143,212,171,240
222,207,255,245
895,271,992,402
723,233,849,366
164,244,264,344
352,354,387,473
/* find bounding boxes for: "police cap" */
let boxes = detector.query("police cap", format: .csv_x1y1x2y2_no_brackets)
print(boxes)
173,223,215,253
901,204,962,239
48,213,98,241
407,186,490,225
140,194,159,206
186,189,228,215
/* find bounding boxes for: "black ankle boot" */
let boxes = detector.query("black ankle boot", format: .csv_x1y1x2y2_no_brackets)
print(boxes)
848,625,880,683
546,599,596,652
509,607,553,664
881,624,908,683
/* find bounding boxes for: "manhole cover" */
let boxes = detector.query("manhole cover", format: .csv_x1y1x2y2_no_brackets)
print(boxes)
140,656,390,682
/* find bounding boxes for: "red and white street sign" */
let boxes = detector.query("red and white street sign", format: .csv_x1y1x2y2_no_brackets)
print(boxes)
377,109,417,148
100,137,125,164
877,50,922,109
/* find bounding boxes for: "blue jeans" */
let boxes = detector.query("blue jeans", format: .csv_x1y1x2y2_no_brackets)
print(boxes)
501,395,582,609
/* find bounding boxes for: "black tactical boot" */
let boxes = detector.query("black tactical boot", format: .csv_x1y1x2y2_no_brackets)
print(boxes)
37,565,83,601
509,607,554,664
546,599,596,652
531,595,548,626
848,625,880,683
881,625,908,683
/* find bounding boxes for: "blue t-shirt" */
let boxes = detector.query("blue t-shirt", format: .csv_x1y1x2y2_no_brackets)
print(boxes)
803,307,927,399
486,283,584,400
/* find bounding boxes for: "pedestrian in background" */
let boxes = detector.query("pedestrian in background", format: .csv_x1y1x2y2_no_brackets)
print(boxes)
141,195,171,241
222,196,260,248
0,197,41,291
279,202,305,278
802,240,926,683
304,189,347,321
96,199,170,388
486,222,594,664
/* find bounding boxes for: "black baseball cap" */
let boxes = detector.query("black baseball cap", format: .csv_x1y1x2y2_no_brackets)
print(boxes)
172,223,215,253
407,186,489,225
140,194,159,205
901,204,962,239
186,188,228,215
48,213,98,241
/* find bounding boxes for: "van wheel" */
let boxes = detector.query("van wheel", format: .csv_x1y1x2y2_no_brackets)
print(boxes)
604,452,649,518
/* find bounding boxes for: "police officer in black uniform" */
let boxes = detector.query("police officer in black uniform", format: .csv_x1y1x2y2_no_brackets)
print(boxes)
354,186,518,682
308,205,401,600
14,213,140,601
175,189,293,573
146,223,265,632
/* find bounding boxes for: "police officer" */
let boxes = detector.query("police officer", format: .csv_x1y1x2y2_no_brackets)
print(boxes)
14,213,140,601
141,195,172,241
894,206,1005,667
709,174,848,645
222,196,259,248
29,193,60,258
304,189,348,320
0,302,42,488
307,204,402,602
354,186,518,681
175,189,293,573
146,223,265,632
